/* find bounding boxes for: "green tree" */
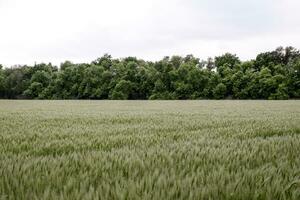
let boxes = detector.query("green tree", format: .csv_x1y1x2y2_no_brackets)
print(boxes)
23,70,52,99
269,83,289,100
4,66,30,98
0,65,5,97
215,53,240,69
286,58,300,98
0,46,299,100
110,80,133,100
213,83,227,99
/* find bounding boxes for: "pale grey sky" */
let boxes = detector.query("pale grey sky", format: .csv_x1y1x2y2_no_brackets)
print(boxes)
0,0,299,66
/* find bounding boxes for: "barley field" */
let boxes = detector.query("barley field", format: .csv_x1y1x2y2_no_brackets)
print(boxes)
0,100,300,200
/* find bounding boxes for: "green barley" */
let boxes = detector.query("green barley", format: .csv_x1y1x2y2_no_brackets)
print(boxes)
0,100,299,200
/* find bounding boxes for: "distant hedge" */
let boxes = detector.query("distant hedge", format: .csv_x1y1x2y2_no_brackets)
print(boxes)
0,46,299,99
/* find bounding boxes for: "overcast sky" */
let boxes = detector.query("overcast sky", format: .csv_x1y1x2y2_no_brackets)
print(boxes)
0,0,299,66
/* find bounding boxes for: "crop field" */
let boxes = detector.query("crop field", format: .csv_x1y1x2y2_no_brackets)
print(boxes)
0,100,300,200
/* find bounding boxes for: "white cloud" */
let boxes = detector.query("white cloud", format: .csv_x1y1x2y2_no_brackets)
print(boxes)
0,0,299,66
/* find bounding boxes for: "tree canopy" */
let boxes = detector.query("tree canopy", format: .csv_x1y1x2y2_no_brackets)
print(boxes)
1,46,299,100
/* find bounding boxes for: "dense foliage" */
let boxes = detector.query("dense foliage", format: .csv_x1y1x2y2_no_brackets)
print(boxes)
1,46,299,99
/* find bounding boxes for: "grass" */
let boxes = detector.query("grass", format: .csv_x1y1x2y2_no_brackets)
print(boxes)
0,100,300,200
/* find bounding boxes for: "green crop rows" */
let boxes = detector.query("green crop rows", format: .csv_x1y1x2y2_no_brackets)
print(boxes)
0,100,300,200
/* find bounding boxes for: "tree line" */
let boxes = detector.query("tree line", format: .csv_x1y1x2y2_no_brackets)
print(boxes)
0,46,299,100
